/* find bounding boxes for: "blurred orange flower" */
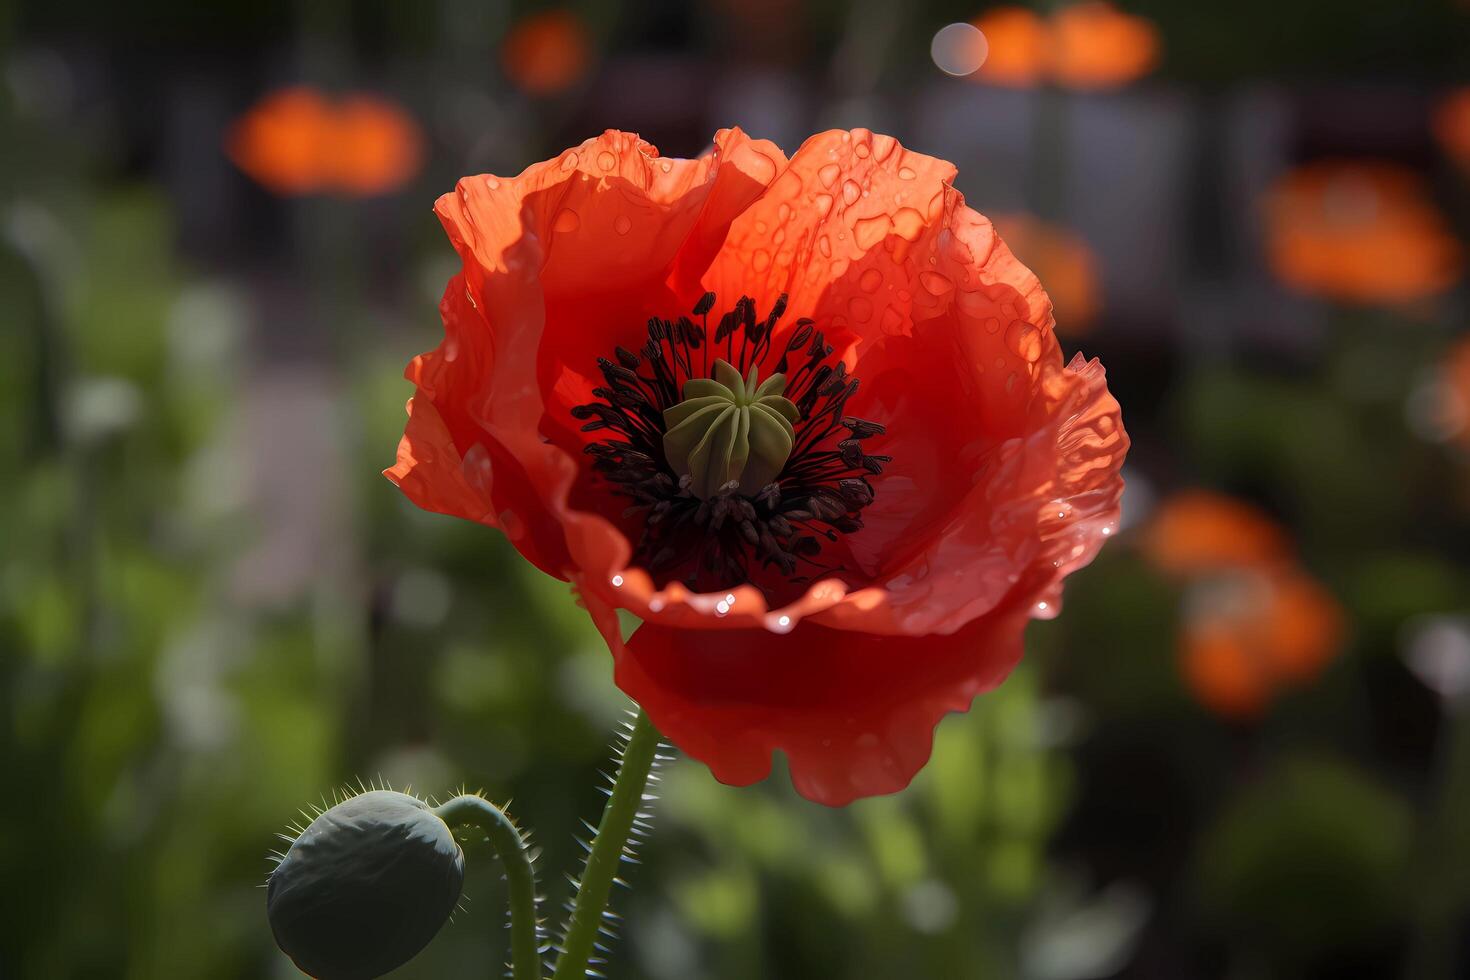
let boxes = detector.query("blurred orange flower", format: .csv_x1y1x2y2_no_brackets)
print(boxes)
227,87,423,197
1433,88,1470,172
501,10,593,96
1049,2,1160,89
1180,567,1345,720
1264,161,1464,305
1142,491,1289,576
970,2,1159,90
971,7,1050,87
1143,490,1345,719
992,213,1101,333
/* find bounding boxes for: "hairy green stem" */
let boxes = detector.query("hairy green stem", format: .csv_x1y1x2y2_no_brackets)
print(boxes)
552,709,661,980
433,794,540,980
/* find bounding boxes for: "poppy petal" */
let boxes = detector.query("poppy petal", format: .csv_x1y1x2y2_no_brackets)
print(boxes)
614,602,1032,805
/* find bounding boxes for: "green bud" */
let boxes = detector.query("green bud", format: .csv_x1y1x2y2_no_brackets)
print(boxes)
267,790,464,979
663,359,800,499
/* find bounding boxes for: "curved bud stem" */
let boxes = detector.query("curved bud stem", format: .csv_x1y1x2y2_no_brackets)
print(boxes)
433,795,540,980
552,709,662,980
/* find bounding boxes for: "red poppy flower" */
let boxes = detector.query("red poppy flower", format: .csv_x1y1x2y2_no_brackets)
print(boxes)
387,129,1128,805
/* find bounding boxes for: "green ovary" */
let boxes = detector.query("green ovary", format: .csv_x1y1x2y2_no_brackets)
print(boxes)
663,359,800,499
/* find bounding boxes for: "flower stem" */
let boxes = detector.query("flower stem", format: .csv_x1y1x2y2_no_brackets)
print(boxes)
552,708,661,980
432,794,540,980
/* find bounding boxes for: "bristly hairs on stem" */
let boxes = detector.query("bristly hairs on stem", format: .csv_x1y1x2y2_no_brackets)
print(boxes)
548,708,671,980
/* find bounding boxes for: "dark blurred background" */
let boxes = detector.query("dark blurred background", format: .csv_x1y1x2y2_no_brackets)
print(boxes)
4,1,1470,977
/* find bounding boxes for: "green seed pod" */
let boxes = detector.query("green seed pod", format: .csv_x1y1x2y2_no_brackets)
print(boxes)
267,790,464,979
663,358,800,499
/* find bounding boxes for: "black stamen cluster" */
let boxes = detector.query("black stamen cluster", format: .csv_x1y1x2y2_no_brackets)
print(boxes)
574,292,889,593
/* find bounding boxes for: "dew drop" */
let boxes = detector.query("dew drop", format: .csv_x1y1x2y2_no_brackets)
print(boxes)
614,214,632,235
892,207,925,242
752,249,771,271
814,194,834,216
854,215,891,250
611,574,624,587
899,167,917,180
842,179,862,206
560,151,579,171
660,159,673,173
1005,320,1042,362
778,202,792,222
848,296,873,322
553,208,581,233
597,150,617,171
818,235,832,257
859,268,883,293
819,163,841,188
854,141,871,159
919,270,953,295
485,176,501,190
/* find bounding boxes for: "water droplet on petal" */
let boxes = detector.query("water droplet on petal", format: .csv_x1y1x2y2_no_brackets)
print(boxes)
1005,320,1042,362
614,214,632,235
842,179,862,205
859,268,883,293
899,167,917,180
611,574,624,587
560,151,579,171
752,249,771,271
553,208,581,233
854,215,891,250
892,208,926,242
848,296,873,322
818,235,832,257
660,159,673,173
819,163,841,188
814,194,833,216
597,150,617,171
485,176,501,190
919,270,953,295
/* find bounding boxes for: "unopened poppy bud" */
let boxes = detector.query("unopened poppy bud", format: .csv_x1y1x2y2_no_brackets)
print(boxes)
267,791,464,979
